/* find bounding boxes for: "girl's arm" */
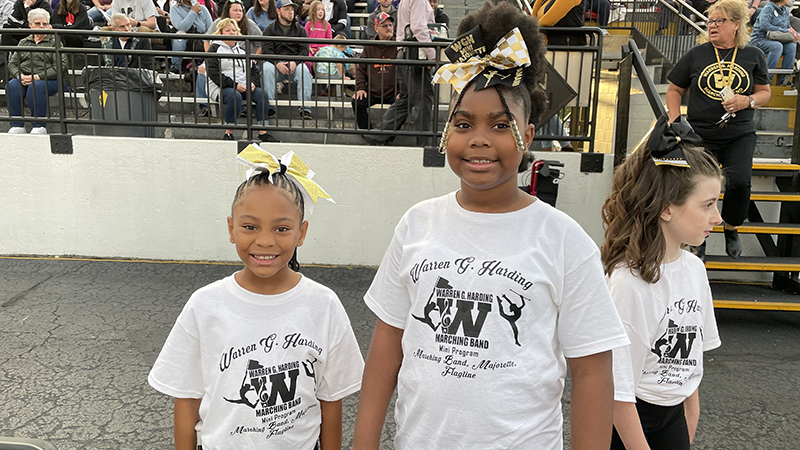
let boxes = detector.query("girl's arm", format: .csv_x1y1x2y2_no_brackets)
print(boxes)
174,397,201,450
612,401,651,450
684,388,700,443
567,350,615,450
319,399,343,450
352,319,403,450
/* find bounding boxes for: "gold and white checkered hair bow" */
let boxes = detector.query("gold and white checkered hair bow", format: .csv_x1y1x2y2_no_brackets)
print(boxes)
433,27,531,93
237,144,334,215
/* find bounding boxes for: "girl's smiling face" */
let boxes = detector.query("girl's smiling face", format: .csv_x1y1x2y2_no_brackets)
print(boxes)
227,185,308,295
445,86,535,209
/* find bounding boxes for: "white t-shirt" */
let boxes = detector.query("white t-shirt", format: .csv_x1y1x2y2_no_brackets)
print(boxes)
365,192,630,450
610,250,721,407
112,0,158,28
148,274,364,450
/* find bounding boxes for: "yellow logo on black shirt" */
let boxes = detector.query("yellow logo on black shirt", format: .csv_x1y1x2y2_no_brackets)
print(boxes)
697,61,751,100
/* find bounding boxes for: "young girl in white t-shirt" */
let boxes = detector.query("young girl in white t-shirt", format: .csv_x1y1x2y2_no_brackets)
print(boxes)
148,147,364,450
601,116,723,450
351,3,629,450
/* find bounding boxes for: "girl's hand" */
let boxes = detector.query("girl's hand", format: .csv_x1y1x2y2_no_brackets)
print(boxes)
721,94,748,114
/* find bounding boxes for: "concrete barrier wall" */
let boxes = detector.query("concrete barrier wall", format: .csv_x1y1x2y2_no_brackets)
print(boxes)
0,135,614,266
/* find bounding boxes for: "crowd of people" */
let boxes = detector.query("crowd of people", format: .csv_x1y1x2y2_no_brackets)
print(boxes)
0,0,451,139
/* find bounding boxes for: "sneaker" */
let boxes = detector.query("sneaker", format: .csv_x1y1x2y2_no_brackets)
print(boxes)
30,127,48,135
169,66,181,75
301,110,313,120
198,105,211,117
223,132,235,140
276,82,284,94
8,127,25,134
268,109,276,118
258,133,280,143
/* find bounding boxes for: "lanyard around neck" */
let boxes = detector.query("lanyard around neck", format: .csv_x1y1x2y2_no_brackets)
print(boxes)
714,46,738,88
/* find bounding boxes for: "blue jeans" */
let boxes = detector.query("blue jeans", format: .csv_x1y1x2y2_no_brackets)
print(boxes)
7,78,63,128
755,39,796,80
87,6,107,24
171,38,188,70
220,86,269,125
262,61,312,113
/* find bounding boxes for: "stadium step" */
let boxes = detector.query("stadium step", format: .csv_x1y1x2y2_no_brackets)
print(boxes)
705,161,800,301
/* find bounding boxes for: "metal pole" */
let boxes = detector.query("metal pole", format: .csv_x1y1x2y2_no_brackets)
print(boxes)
614,53,633,167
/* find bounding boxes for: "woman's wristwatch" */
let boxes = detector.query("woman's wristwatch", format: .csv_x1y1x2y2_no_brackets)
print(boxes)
748,95,756,109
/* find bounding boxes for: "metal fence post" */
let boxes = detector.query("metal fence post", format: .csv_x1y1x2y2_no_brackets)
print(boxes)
614,52,633,167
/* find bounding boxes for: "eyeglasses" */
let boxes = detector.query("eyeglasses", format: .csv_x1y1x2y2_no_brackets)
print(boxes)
708,18,729,27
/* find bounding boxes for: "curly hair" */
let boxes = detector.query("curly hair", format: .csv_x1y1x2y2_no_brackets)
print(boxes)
453,0,548,125
698,0,750,48
231,170,306,271
600,143,722,284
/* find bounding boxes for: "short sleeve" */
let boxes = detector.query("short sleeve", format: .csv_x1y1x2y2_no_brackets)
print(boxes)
701,284,721,351
667,48,694,89
612,344,636,402
752,48,770,86
557,247,629,358
148,304,205,399
364,220,413,329
317,302,365,402
141,0,157,18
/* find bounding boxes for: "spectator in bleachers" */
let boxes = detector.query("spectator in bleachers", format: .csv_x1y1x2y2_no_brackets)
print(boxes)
51,0,91,46
102,13,154,68
209,0,259,53
325,0,347,36
531,0,586,45
216,0,252,15
195,0,259,110
2,0,52,47
261,0,312,119
86,0,110,24
6,8,67,134
750,0,796,83
365,0,393,39
305,0,330,55
353,11,395,130
206,17,276,140
429,0,447,27
169,0,212,72
363,0,435,146
314,33,354,81
111,0,157,31
246,0,275,31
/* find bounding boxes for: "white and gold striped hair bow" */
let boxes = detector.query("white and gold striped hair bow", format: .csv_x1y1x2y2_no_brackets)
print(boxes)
433,27,531,93
237,144,334,215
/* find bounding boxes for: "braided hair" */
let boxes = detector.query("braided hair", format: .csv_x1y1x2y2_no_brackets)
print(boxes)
232,169,306,271
439,0,547,153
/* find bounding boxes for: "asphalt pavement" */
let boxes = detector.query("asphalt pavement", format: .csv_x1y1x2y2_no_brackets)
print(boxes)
1,257,798,449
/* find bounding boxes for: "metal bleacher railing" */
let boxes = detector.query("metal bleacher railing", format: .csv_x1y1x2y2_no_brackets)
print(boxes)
0,27,604,150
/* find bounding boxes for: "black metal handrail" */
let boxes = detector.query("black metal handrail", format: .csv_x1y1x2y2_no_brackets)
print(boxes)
0,27,604,149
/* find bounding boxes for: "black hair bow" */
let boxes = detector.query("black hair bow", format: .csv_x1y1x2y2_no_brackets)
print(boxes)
646,115,703,168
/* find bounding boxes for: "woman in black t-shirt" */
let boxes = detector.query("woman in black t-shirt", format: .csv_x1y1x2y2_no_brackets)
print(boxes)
665,0,771,259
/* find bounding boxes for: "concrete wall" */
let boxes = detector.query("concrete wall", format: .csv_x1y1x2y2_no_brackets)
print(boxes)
0,135,614,265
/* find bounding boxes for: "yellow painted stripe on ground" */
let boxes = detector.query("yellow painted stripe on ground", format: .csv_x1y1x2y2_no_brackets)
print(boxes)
0,255,367,269
752,163,800,171
705,261,800,271
713,300,800,311
719,193,800,201
711,225,800,234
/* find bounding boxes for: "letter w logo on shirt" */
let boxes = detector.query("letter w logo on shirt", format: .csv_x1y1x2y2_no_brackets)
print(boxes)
443,300,491,338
